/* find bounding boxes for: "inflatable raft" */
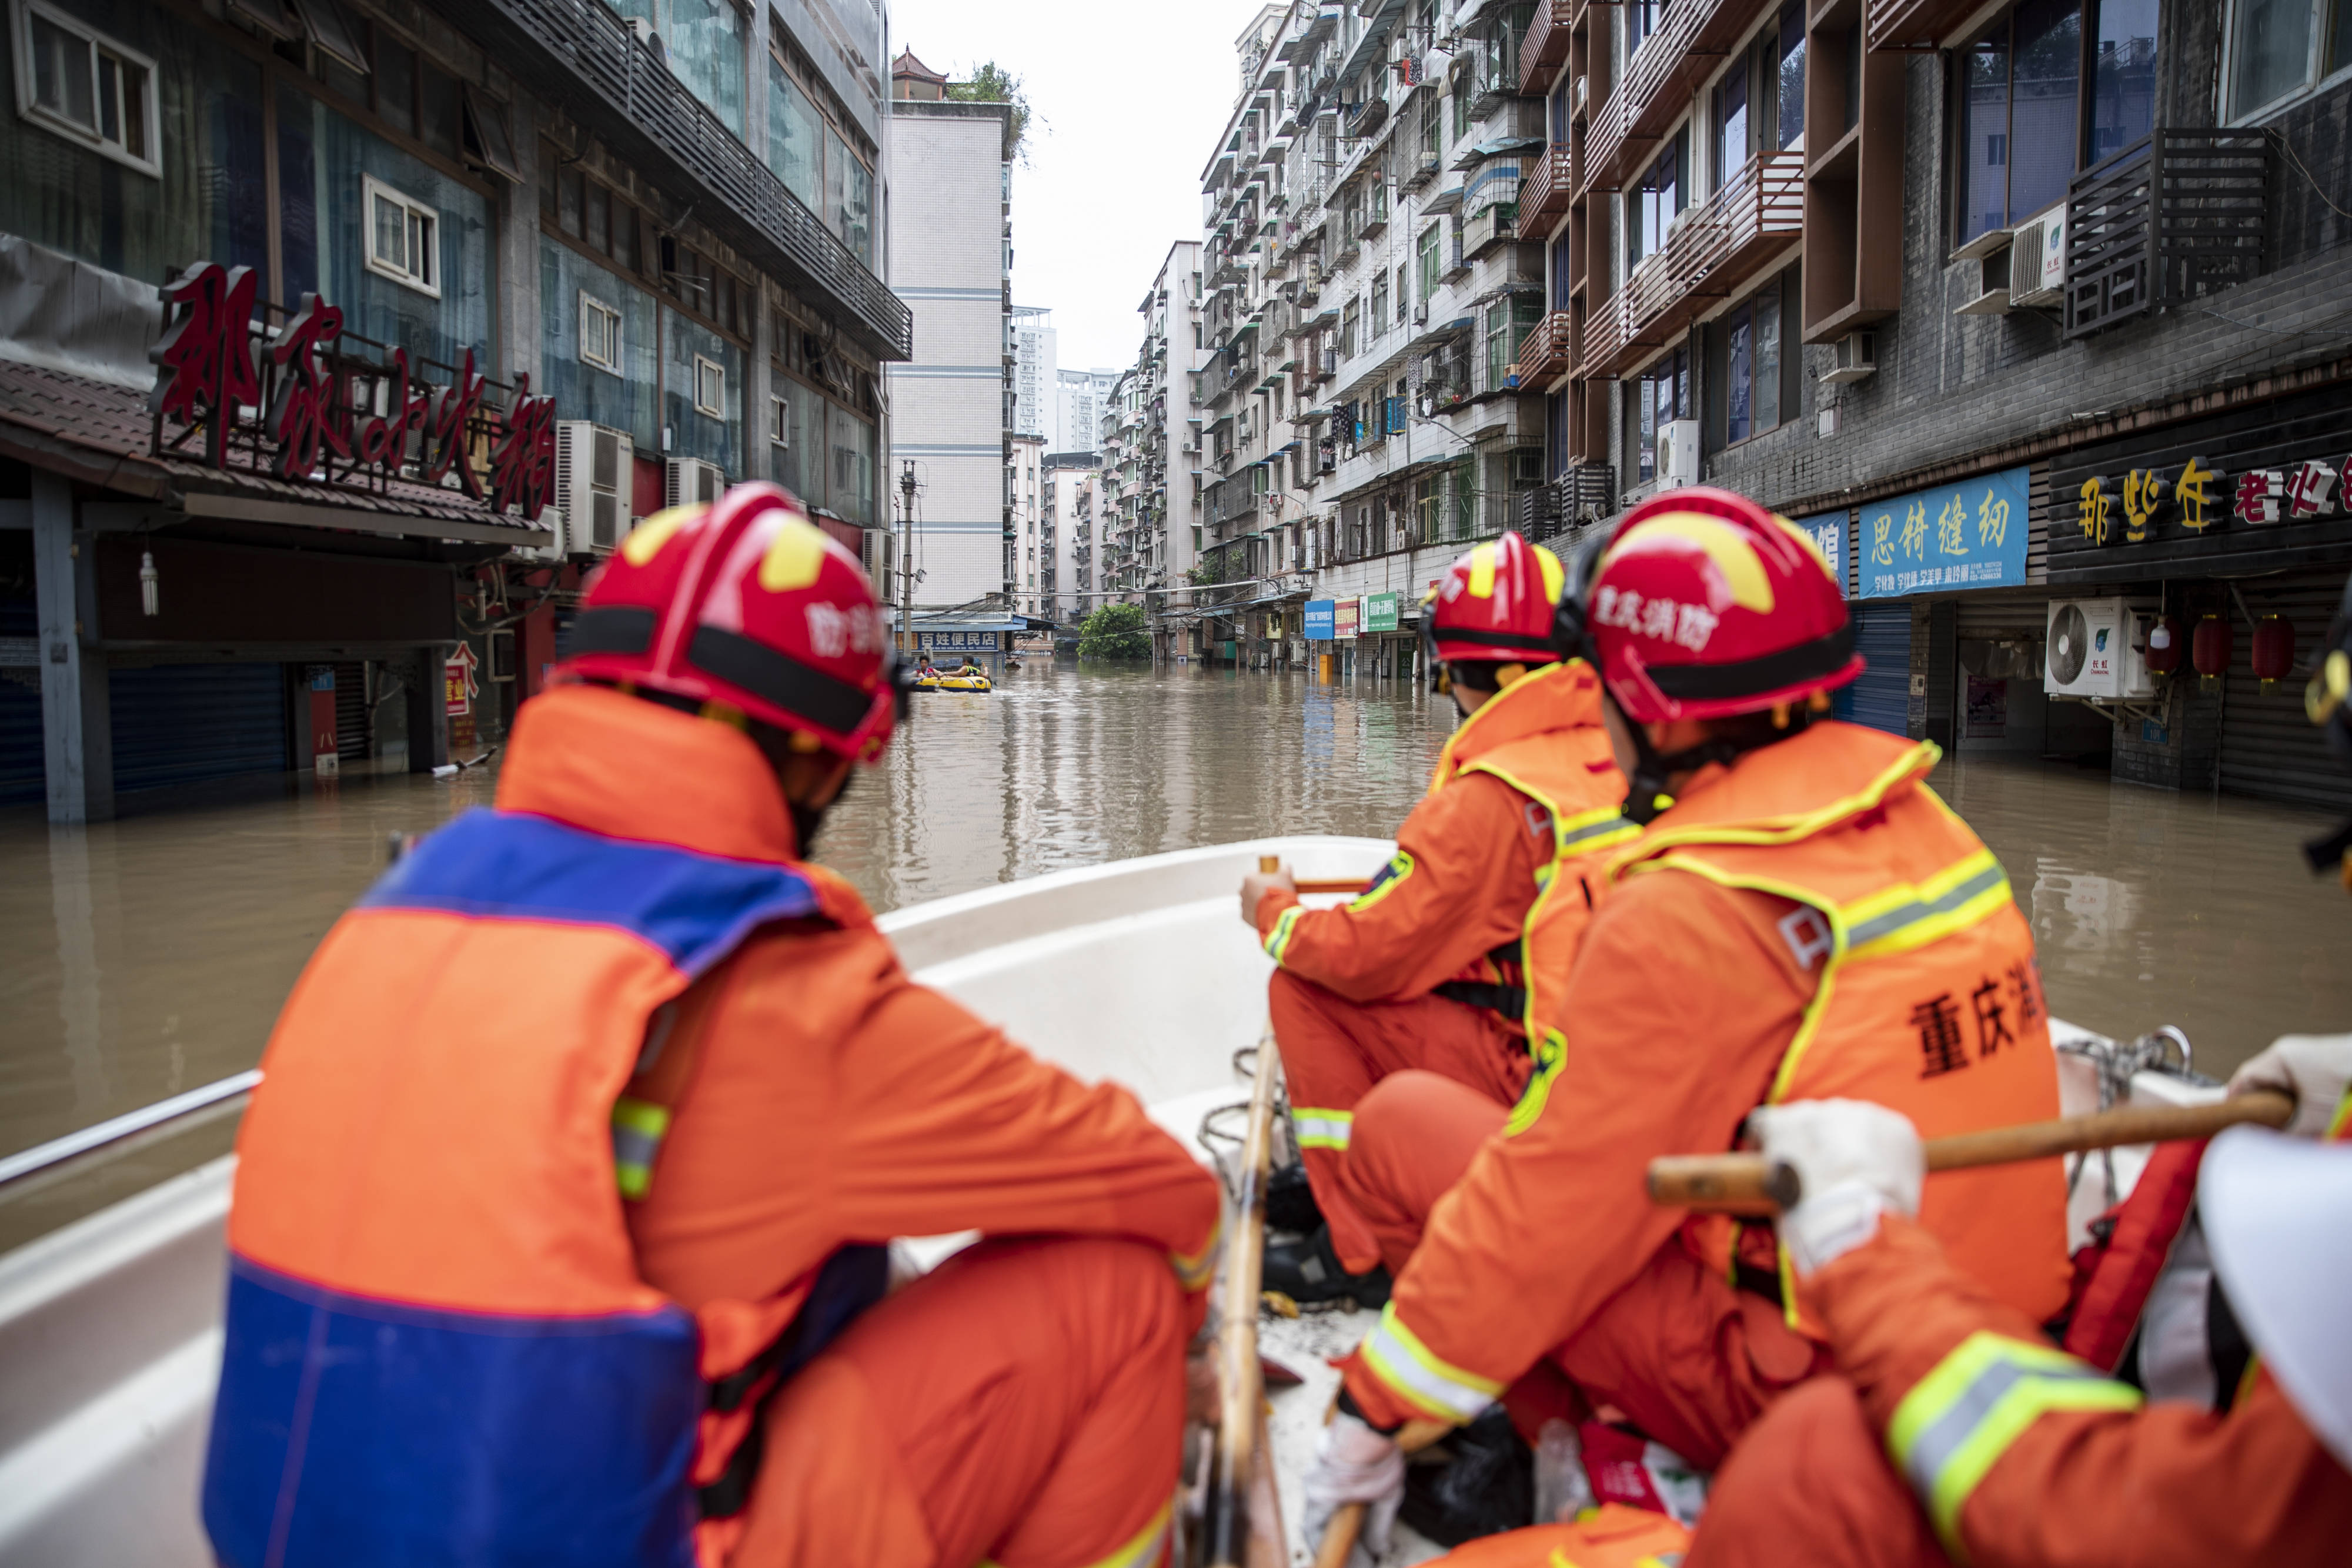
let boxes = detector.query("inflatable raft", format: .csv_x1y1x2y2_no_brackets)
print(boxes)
914,669,993,693
0,837,2216,1563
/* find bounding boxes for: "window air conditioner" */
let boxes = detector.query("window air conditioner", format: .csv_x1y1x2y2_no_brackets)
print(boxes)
626,16,664,62
1821,330,1876,386
1657,419,1700,489
666,456,726,509
1413,301,1429,326
554,421,634,554
2044,598,2153,700
1953,224,2014,316
2008,205,2067,308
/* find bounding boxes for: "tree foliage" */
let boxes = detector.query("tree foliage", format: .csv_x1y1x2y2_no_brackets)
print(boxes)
1078,602,1152,661
948,62,1036,164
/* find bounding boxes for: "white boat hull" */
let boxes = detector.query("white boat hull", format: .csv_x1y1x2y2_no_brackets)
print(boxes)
0,835,2215,1564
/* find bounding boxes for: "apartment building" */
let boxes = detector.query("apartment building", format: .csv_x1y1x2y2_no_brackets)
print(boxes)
1008,432,1047,616
1054,366,1121,453
1093,239,1211,652
1044,450,1101,620
0,0,904,820
1521,0,2351,807
1011,305,1057,439
1193,0,1552,674
887,58,1018,619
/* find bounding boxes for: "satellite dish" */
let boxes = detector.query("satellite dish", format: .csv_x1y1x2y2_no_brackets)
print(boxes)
2050,603,2089,686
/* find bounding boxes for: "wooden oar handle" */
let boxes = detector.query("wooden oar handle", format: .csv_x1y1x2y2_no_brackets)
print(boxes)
1311,1420,1448,1568
1647,1090,2297,1212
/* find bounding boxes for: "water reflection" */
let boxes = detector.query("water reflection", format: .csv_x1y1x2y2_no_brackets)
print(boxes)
1,666,2346,1251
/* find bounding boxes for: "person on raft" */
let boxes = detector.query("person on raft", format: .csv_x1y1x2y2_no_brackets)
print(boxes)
1238,530,1632,1309
201,486,1221,1568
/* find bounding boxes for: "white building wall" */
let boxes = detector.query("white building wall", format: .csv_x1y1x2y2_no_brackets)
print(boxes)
886,101,1013,611
1013,314,1056,440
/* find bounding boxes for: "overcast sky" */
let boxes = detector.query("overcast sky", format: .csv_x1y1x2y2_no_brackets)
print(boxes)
888,0,1265,372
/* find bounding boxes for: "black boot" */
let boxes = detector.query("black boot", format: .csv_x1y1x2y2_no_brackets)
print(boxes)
1399,1406,1535,1546
1266,1161,1322,1235
1260,1223,1391,1309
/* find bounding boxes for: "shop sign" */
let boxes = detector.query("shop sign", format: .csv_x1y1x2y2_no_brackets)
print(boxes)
443,643,479,717
1860,466,2030,599
1793,510,1847,591
1304,599,1335,639
2071,454,2342,546
1334,598,1361,639
1364,591,1401,633
151,260,558,517
918,631,1000,651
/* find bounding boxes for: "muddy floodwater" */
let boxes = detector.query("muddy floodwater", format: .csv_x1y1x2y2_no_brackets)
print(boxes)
4,661,2348,1249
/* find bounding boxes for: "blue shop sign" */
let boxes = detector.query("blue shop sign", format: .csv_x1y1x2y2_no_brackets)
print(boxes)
1303,599,1335,640
1860,466,2030,599
1793,510,1846,593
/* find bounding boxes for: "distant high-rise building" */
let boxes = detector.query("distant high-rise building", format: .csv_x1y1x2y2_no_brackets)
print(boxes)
1011,308,1056,441
1054,368,1121,454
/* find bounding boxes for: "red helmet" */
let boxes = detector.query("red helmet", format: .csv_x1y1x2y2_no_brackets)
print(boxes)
1584,487,1860,724
1426,531,1569,666
560,483,900,760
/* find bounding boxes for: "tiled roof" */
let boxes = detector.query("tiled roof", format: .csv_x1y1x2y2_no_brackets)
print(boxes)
0,356,537,531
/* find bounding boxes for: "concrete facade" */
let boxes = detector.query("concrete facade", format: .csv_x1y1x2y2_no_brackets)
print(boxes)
1011,309,1058,440
886,96,1017,616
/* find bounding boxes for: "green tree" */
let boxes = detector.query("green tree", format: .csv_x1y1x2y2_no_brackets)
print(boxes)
1078,602,1152,661
947,62,1037,164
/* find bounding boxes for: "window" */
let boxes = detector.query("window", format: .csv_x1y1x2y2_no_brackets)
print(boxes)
693,354,725,416
1628,131,1687,268
1718,282,1784,445
1371,271,1390,335
1626,347,1689,483
1417,224,1441,299
1955,2,2160,248
14,0,158,175
766,60,821,209
580,293,622,374
1341,298,1360,357
364,175,441,296
1715,7,1807,191
1485,297,1539,390
2225,0,2345,122
1628,0,1662,54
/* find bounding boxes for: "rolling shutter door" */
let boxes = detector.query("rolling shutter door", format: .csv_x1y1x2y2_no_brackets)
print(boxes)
333,662,369,763
0,670,41,807
2219,574,2351,811
111,663,289,794
1839,601,1912,734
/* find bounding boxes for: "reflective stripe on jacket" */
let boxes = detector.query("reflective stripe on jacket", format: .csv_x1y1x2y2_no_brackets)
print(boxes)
1608,722,2072,1330
203,805,875,1568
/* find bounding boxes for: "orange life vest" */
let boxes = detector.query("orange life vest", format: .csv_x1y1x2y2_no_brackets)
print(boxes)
203,808,881,1568
1610,721,2072,1329
1416,659,1635,1032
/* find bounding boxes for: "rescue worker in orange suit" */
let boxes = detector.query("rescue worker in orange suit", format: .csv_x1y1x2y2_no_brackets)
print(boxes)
1238,532,1632,1307
1681,574,2352,1568
1301,488,2073,1556
202,487,1222,1568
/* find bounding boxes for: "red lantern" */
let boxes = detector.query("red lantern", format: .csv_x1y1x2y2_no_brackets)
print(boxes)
2143,615,2184,676
2252,615,2296,691
2191,614,2233,685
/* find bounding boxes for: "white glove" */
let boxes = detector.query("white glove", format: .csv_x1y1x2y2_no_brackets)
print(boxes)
1749,1099,1924,1276
1299,1411,1404,1564
2229,1034,2352,1138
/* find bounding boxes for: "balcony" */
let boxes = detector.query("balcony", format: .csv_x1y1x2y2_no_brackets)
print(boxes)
1581,152,1803,379
1521,143,1573,229
1515,309,1574,383
2064,131,2267,340
1580,0,1752,198
1519,1,1572,96
1867,0,1993,49
429,0,908,359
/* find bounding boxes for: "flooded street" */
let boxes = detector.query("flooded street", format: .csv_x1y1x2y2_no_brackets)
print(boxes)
3,662,2347,1249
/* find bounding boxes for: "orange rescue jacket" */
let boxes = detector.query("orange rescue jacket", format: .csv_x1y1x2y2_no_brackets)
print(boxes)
1257,659,1632,1034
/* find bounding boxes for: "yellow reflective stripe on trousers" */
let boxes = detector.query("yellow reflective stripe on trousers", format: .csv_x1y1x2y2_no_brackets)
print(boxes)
610,1096,670,1199
984,1490,1174,1568
1361,1300,1503,1422
1264,903,1305,963
1170,1211,1221,1293
1887,1331,2143,1555
1291,1106,1353,1151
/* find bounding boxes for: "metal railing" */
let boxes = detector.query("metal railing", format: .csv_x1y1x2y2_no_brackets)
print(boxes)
1582,152,1802,378
1515,309,1575,383
1520,1,1573,95
2066,131,2269,340
1522,143,1575,229
433,0,910,357
0,1070,260,1193
1580,0,1743,198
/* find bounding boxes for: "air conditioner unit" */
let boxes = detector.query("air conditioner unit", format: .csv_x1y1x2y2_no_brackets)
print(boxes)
1953,224,2014,316
1657,419,1700,488
2009,205,2067,307
1821,330,1877,386
666,456,726,509
860,527,897,594
626,15,664,62
2045,597,2153,700
554,421,633,554
1413,301,1429,326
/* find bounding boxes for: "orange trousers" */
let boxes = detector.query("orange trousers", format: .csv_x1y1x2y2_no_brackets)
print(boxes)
1271,969,1531,1273
1336,1072,1825,1470
730,1236,1187,1568
1682,1377,1947,1568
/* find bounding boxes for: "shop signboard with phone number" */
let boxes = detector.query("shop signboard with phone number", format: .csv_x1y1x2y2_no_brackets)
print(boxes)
1859,467,2031,599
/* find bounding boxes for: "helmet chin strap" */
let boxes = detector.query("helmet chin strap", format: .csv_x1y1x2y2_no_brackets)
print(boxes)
1618,724,1742,827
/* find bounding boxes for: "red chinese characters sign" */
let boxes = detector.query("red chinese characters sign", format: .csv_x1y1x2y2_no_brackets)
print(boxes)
151,260,556,519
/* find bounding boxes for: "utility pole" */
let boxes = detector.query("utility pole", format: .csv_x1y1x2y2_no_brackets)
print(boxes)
897,460,918,654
